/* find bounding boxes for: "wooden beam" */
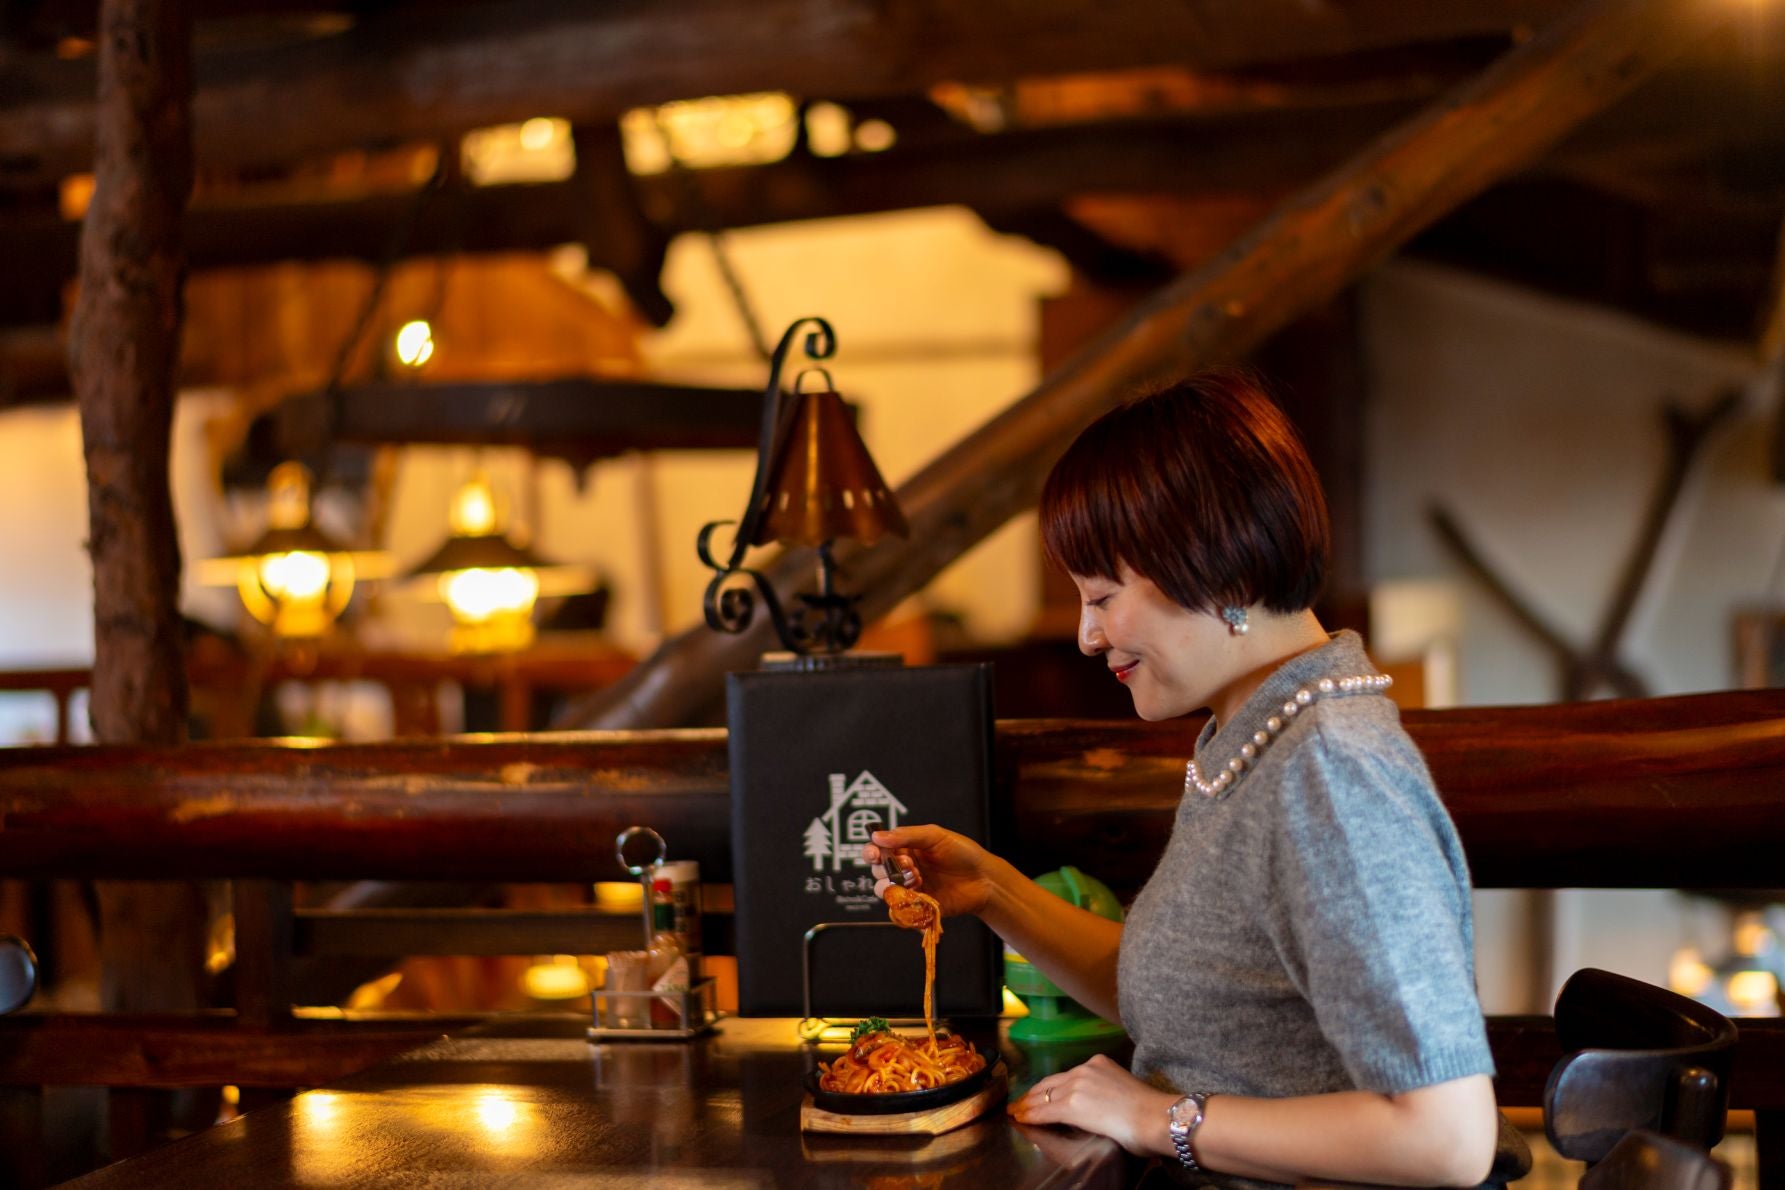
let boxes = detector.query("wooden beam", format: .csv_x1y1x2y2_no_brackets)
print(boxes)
292,907,656,958
561,0,1730,732
2,690,1784,892
250,378,764,469
0,103,1413,320
0,0,1569,192
16,70,1771,297
0,1014,472,1088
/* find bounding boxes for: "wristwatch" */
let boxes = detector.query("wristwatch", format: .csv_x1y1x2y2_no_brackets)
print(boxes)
1167,1091,1213,1171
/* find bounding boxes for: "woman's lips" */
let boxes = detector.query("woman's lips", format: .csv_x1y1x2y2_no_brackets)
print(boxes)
1111,660,1139,682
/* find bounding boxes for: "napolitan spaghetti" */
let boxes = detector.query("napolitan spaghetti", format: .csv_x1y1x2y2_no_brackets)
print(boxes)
817,1018,986,1095
815,883,986,1095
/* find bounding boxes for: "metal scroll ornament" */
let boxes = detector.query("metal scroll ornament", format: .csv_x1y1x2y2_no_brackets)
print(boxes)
696,317,890,656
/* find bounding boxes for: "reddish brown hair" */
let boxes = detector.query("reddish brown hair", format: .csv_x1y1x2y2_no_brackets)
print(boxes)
1040,370,1329,615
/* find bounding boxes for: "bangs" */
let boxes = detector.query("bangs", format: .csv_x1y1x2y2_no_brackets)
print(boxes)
1039,419,1132,583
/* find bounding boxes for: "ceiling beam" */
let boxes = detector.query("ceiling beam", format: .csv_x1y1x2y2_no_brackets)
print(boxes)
0,0,1570,191
553,0,1732,730
243,378,766,475
0,101,1419,336
5,55,1781,326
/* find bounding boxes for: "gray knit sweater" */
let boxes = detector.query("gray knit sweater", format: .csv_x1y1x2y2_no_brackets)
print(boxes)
1117,631,1493,1157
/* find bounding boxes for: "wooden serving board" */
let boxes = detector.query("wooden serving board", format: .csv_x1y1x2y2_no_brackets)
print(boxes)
800,1077,1007,1135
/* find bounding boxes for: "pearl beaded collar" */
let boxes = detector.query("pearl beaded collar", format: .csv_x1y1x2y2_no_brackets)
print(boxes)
1185,672,1394,798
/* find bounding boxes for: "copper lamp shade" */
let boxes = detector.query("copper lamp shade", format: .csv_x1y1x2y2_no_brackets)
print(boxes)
750,389,908,548
697,316,907,656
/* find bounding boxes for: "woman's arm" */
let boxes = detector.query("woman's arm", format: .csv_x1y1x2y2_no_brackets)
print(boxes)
865,825,1125,1022
1014,1061,1498,1188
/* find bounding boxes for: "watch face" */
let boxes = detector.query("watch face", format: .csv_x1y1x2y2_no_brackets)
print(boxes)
1169,1094,1205,1130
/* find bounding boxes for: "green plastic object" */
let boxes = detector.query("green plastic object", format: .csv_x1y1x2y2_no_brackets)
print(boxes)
1005,866,1128,1043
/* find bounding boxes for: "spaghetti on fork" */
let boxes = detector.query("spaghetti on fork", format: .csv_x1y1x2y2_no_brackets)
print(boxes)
814,881,986,1095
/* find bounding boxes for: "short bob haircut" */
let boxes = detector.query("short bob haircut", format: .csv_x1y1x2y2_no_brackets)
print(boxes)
1040,369,1329,616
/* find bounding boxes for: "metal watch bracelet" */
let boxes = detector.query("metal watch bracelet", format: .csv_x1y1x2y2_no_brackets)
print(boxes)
1167,1091,1213,1171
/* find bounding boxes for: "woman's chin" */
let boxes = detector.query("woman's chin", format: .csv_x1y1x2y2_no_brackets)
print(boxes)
1128,686,1194,722
1130,694,1170,722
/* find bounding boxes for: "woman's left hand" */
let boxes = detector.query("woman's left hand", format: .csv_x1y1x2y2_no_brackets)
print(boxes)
1008,1053,1178,1156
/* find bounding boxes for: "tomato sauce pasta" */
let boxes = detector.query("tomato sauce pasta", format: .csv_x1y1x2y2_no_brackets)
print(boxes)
816,883,986,1095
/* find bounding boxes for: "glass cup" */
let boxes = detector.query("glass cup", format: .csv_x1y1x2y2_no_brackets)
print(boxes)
604,950,651,1029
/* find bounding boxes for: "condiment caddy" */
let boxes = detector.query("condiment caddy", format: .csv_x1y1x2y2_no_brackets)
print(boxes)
588,825,719,1042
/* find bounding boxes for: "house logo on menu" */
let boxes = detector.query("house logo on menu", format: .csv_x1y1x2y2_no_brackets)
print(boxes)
802,770,904,906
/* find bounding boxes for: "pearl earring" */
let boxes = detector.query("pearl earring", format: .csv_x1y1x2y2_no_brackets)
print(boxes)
1220,606,1248,636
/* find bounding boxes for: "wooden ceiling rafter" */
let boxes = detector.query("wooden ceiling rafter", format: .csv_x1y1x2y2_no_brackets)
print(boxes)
0,0,1580,194
554,0,1734,731
8,51,1781,321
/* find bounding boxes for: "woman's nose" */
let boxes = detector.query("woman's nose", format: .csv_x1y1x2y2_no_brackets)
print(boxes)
1079,613,1106,656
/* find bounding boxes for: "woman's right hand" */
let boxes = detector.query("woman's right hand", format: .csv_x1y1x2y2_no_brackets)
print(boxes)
864,825,1000,918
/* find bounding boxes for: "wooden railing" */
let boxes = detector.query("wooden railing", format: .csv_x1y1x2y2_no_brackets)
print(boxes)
2,688,1784,1158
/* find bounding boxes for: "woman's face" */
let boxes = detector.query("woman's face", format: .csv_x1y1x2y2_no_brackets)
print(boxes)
1071,562,1232,721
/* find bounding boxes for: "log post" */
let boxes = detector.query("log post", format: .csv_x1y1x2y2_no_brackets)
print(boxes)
70,0,192,748
562,0,1729,731
65,0,207,1161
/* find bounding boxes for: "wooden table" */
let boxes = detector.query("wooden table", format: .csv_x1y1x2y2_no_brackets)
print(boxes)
61,1016,1133,1188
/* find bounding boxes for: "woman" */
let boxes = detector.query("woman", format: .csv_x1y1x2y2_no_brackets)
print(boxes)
866,371,1498,1186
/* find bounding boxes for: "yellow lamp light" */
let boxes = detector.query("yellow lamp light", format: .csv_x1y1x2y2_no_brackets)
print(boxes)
394,319,435,368
201,463,389,639
407,474,594,654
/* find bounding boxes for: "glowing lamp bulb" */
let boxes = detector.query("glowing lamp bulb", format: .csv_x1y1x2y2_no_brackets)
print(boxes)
395,319,434,368
1668,947,1714,998
259,550,332,603
522,956,591,1000
1726,969,1779,1014
440,567,539,624
449,478,498,536
519,117,560,151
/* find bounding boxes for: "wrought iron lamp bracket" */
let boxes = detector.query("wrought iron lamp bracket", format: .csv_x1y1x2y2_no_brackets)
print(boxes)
697,317,859,655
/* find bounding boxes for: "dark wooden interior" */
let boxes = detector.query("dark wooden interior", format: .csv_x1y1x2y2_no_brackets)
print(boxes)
6,0,1785,1184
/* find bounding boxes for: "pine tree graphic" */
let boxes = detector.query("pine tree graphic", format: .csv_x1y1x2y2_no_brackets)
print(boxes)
802,818,832,869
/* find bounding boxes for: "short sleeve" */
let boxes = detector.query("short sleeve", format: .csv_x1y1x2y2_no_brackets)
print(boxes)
1264,721,1495,1093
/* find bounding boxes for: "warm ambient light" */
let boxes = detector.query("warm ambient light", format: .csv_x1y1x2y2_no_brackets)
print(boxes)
519,117,559,152
854,118,897,152
259,550,331,603
405,473,595,653
450,474,498,535
620,93,797,173
440,566,541,625
474,1091,521,1134
522,955,592,1000
237,465,352,637
439,475,536,650
1669,947,1714,998
1727,969,1780,1014
199,463,390,640
1671,911,1785,1016
394,319,435,368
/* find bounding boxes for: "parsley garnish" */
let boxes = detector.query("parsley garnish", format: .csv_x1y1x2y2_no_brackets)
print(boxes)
850,1016,891,1043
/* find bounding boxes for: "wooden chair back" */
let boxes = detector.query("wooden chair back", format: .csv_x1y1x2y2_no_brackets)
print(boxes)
1545,968,1737,1162
0,937,36,1015
1577,1129,1732,1190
